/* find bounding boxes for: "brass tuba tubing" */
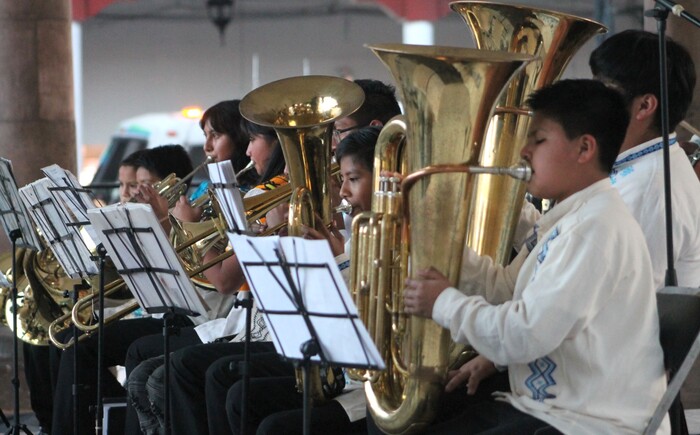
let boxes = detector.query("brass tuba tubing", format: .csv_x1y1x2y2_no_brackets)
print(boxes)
400,162,532,225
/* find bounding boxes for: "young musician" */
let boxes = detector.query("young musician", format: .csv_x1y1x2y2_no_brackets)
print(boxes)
589,29,700,290
156,79,401,435
49,145,221,435
396,79,667,434
123,119,289,435
225,126,381,435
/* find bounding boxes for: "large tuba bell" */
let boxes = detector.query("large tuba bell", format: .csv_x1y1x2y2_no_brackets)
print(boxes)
239,75,365,403
451,1,607,264
350,43,532,434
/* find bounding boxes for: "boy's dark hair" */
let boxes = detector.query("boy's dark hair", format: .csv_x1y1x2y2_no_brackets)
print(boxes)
120,149,147,168
136,144,194,188
200,100,257,187
589,29,696,133
335,126,381,172
526,79,630,173
350,79,402,127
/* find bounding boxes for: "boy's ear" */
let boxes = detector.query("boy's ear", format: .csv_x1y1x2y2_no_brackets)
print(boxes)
577,134,598,164
631,93,658,122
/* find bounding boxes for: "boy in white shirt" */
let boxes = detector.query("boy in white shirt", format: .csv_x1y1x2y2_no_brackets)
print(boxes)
401,79,668,434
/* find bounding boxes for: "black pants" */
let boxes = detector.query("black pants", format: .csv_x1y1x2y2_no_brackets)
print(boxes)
169,341,294,435
23,342,53,431
123,326,202,434
50,316,192,435
227,376,365,435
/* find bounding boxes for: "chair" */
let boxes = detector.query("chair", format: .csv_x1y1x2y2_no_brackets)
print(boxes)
644,286,700,435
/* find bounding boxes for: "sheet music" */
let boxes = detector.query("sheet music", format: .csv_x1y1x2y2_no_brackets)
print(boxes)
0,159,42,250
19,178,98,278
42,164,101,244
207,161,247,233
229,233,384,370
87,203,207,317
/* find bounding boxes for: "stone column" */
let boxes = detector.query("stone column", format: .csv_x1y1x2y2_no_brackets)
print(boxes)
0,1,76,252
645,0,700,139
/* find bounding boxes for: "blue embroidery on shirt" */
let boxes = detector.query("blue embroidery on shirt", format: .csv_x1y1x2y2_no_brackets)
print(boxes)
536,227,559,264
612,138,675,170
337,260,350,271
610,165,635,184
524,224,539,254
525,356,557,401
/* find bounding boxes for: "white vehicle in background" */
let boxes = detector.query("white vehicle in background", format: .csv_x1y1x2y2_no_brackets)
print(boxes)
90,106,207,204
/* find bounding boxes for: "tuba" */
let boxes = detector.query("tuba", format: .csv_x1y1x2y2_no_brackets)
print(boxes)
451,1,607,264
351,44,532,434
239,75,365,403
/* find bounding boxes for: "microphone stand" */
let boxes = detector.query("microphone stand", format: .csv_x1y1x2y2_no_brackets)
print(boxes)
649,0,700,289
646,3,700,434
6,229,32,435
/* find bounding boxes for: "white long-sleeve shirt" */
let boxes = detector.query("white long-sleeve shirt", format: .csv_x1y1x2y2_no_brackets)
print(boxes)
611,134,700,289
433,179,668,434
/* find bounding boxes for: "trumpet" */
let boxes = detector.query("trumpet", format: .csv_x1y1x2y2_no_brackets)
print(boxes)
132,156,214,207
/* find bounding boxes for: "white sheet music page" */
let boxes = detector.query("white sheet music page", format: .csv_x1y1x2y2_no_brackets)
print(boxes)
42,164,101,244
229,233,384,370
0,159,42,250
19,178,98,278
207,161,247,233
87,203,208,317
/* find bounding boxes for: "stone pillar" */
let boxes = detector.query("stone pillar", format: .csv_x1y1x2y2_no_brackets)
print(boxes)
0,1,76,252
645,0,700,140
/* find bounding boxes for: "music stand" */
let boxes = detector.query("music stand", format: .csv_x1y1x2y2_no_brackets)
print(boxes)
87,203,207,435
0,159,43,435
19,176,100,435
41,164,111,434
207,160,257,432
229,233,384,435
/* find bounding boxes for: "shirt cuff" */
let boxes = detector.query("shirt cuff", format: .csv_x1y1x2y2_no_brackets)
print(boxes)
431,286,463,329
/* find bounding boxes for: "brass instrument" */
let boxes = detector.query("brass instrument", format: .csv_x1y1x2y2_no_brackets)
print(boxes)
57,168,291,346
4,247,93,346
353,4,607,432
239,75,365,403
451,1,607,264
0,249,25,327
147,156,214,208
349,43,532,434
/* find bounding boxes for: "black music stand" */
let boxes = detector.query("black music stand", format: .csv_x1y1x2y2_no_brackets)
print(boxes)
0,159,43,435
42,164,110,434
87,203,206,435
229,234,384,435
19,176,100,435
208,160,255,433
